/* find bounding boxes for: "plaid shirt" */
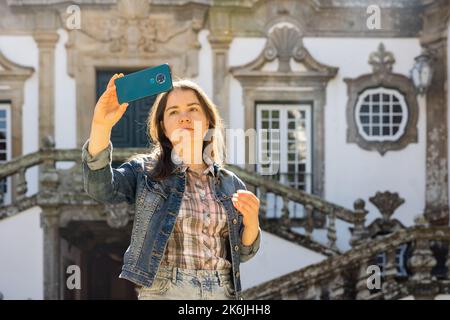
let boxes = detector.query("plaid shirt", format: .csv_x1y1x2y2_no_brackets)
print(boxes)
160,163,232,271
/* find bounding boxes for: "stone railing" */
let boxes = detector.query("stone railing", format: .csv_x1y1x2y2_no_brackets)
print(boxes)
0,142,151,221
227,164,368,255
1,143,369,256
242,224,450,300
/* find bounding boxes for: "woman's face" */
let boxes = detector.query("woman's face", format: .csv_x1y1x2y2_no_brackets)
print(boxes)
162,88,209,162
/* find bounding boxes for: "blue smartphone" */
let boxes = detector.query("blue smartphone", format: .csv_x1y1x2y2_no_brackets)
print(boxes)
114,63,173,104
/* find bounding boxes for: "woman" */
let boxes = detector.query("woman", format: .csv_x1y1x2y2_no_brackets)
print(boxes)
81,73,261,300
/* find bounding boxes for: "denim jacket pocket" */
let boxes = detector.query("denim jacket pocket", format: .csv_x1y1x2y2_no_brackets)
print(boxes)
129,175,168,262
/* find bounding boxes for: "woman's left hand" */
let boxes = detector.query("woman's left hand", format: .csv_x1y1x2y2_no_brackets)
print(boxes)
232,190,260,228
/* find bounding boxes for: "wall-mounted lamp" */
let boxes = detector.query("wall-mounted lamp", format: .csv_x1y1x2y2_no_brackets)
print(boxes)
410,51,434,96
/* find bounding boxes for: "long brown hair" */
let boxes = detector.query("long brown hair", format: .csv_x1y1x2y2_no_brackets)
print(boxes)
128,79,226,180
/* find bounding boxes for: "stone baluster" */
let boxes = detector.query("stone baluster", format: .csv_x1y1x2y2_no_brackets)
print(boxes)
15,168,28,204
408,238,436,282
281,195,290,226
407,238,439,299
356,256,377,300
258,186,268,221
350,199,368,247
305,204,314,239
382,247,402,300
327,208,338,251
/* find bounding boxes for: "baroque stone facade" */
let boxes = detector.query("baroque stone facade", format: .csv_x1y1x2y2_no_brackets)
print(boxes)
0,0,450,300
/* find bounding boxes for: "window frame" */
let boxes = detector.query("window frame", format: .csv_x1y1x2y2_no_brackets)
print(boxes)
0,103,12,204
355,87,409,142
256,103,313,193
344,44,419,156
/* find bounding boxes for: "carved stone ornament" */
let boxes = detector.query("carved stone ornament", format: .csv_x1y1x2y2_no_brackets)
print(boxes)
231,23,338,77
366,191,406,238
62,0,196,55
345,43,419,155
368,42,395,76
370,191,405,221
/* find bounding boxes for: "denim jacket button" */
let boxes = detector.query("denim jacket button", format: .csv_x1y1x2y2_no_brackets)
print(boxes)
235,271,240,277
232,218,237,224
234,245,239,251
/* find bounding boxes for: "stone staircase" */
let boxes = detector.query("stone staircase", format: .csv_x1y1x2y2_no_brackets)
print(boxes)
241,224,450,300
1,140,448,299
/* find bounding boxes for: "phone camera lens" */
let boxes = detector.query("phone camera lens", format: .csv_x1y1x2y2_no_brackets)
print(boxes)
156,73,166,84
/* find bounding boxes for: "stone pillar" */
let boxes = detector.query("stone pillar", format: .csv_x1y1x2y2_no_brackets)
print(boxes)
33,30,59,150
421,0,450,226
41,209,61,300
208,34,232,128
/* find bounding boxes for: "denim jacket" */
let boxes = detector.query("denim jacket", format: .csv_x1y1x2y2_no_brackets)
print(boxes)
81,140,261,300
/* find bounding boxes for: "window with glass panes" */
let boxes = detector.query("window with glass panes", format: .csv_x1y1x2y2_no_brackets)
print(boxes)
256,104,312,219
355,87,408,142
0,105,11,205
375,243,409,279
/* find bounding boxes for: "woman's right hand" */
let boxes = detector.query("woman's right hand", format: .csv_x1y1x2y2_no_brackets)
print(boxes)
92,73,129,129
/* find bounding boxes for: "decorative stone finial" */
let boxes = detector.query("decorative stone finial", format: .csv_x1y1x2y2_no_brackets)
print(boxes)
368,43,395,74
369,191,404,222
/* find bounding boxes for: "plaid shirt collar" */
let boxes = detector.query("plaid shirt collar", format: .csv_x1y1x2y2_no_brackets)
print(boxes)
171,153,217,177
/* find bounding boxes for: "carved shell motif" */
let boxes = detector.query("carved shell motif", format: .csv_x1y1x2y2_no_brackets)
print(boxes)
369,191,405,221
264,26,303,72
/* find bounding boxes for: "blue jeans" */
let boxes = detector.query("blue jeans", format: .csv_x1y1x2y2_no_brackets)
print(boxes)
137,265,235,300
